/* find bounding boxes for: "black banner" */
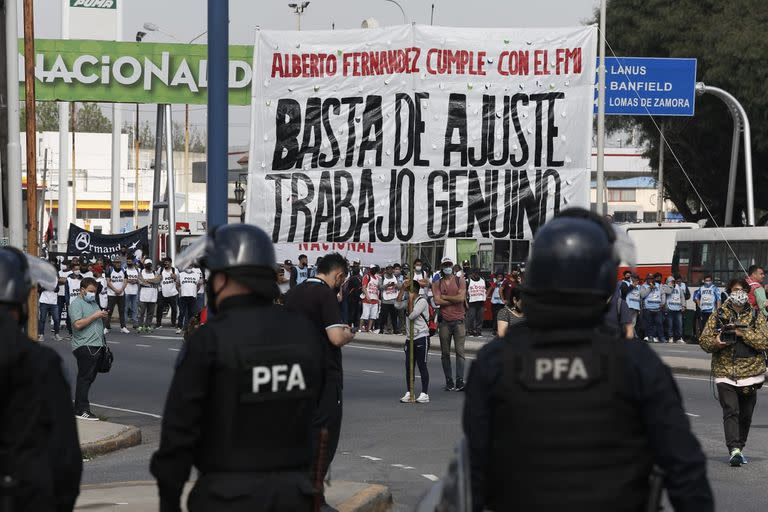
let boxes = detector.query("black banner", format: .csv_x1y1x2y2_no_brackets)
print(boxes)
66,224,148,257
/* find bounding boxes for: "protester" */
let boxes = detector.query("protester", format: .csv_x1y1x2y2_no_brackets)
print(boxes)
466,268,486,337
393,263,407,334
277,260,291,297
496,286,524,338
345,259,363,331
625,273,642,337
662,276,687,343
694,274,720,337
640,273,665,343
178,264,201,331
699,277,768,467
38,277,62,341
156,257,180,332
380,265,401,334
290,253,310,288
68,277,108,421
433,256,467,392
138,259,161,333
105,256,129,333
57,257,74,337
124,259,140,329
361,265,381,333
92,266,109,334
399,278,430,403
488,271,505,335
746,265,766,317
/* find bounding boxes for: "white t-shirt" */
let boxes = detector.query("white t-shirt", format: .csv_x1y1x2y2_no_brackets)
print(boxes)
107,269,126,296
58,270,71,297
124,267,139,295
96,276,109,308
196,269,206,296
179,269,200,297
40,286,58,305
67,275,83,304
139,270,159,303
468,278,487,303
381,275,399,301
413,270,433,298
278,269,290,294
160,268,179,297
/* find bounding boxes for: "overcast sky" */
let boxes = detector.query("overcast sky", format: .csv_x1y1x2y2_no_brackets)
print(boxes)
24,0,599,147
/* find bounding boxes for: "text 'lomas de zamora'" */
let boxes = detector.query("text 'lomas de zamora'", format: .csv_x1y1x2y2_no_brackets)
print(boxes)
259,90,576,243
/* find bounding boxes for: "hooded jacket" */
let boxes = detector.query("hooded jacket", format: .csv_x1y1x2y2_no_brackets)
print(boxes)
699,303,768,381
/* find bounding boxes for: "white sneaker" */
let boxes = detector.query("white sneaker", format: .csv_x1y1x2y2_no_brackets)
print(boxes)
175,328,183,334
677,338,686,344
416,392,430,403
400,392,412,403
103,328,109,335
643,337,650,342
667,339,674,344
120,327,130,334
372,329,380,334
53,334,63,341
37,334,44,342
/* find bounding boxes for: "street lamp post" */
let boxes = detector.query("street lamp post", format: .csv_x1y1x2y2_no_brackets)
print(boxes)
288,2,310,31
383,0,407,24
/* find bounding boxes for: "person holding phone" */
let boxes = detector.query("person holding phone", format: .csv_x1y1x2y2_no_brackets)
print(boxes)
699,277,768,467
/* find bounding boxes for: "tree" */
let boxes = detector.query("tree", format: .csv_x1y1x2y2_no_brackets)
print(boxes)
19,101,59,131
75,103,112,133
594,0,768,225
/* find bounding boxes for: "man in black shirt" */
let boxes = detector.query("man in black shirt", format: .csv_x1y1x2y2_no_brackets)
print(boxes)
284,252,355,509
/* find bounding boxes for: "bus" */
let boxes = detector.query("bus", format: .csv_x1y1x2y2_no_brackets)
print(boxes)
617,222,699,278
672,226,768,336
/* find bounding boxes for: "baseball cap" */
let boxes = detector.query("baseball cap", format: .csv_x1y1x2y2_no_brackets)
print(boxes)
352,258,361,264
144,259,153,265
284,259,293,265
441,256,453,265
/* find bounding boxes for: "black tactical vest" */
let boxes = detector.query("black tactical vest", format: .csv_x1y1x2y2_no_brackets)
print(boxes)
487,326,652,511
197,300,323,474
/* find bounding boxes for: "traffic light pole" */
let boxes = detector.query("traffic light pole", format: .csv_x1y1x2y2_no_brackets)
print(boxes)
207,0,229,230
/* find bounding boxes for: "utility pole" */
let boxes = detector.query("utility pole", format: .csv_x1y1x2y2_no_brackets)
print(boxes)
207,0,229,230
656,124,665,225
595,0,607,216
22,0,38,338
134,104,140,228
5,0,23,249
71,102,77,225
184,104,189,215
288,2,310,31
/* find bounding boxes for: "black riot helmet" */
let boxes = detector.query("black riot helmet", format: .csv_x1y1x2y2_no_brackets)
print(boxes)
176,224,278,307
0,247,58,323
522,208,634,328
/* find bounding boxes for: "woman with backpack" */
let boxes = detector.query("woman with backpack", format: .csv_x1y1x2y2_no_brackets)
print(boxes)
396,278,431,404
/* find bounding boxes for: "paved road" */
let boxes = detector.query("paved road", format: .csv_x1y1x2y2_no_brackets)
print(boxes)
46,330,767,511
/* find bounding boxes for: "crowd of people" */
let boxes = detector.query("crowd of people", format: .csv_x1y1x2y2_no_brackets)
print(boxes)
36,245,206,343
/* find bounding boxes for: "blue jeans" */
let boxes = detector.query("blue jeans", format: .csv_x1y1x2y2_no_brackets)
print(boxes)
39,303,60,335
178,296,198,329
665,310,683,340
643,309,664,340
125,294,139,327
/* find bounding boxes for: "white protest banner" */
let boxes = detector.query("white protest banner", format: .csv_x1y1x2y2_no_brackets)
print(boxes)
247,25,596,243
275,242,401,267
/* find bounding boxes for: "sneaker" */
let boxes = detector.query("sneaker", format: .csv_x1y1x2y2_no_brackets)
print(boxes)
372,329,380,334
37,334,44,342
444,380,455,391
416,392,430,403
175,328,183,335
742,452,748,465
677,338,686,344
454,379,466,392
643,337,650,342
667,339,674,344
53,334,63,341
729,448,744,467
76,411,99,421
400,392,412,403
119,327,129,334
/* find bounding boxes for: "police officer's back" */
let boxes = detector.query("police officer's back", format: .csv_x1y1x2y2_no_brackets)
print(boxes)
463,209,713,512
150,225,324,512
0,248,82,512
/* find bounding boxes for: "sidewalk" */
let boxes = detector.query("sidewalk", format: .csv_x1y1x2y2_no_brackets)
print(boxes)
353,331,712,375
75,480,392,511
78,417,142,459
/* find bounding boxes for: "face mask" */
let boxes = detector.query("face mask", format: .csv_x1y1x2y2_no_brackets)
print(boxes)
704,281,712,287
84,292,96,303
730,289,749,307
456,270,463,278
414,265,422,272
443,267,453,276
145,265,153,271
80,266,89,273
394,270,401,276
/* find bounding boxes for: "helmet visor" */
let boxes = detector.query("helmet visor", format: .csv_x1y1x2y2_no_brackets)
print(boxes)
175,235,208,271
27,256,59,290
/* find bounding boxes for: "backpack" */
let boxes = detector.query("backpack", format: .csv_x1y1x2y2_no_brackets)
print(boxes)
415,296,438,337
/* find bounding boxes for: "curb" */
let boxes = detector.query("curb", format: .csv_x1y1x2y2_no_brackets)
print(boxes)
337,484,393,512
80,425,142,459
354,336,713,376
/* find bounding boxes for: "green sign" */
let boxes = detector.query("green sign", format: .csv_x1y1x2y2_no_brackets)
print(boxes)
70,0,117,9
20,39,254,105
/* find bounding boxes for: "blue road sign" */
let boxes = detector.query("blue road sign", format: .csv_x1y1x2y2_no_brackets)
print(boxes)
595,57,697,116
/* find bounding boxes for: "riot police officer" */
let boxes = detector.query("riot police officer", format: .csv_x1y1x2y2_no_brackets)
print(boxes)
150,224,324,512
463,208,713,512
0,247,82,512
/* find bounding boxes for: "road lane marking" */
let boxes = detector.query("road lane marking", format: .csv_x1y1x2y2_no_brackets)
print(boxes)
422,474,439,481
91,403,162,419
169,348,181,352
144,335,180,340
391,464,415,469
350,343,476,360
360,455,383,461
106,341,120,344
135,344,151,348
686,412,700,417
673,375,710,382
362,370,383,374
